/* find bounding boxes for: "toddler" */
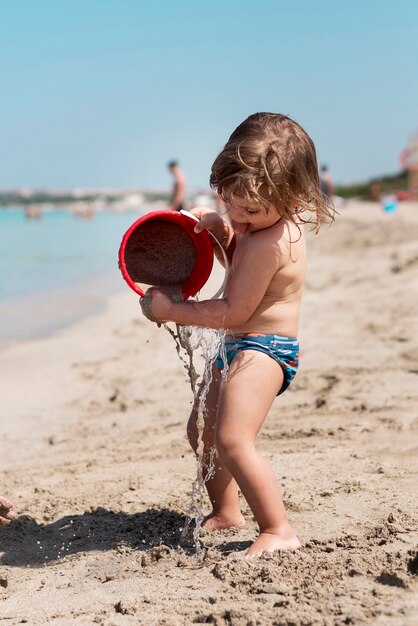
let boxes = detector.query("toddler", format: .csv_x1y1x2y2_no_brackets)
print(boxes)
143,112,334,556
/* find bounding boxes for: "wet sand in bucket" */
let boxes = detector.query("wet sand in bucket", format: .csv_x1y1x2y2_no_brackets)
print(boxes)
124,221,196,286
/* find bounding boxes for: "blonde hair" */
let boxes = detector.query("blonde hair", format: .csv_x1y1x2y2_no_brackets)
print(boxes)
210,112,334,231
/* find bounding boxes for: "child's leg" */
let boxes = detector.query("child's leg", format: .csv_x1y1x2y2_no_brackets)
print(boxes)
215,350,300,556
187,367,245,529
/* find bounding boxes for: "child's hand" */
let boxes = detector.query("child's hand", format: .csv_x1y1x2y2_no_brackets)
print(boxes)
190,206,227,243
0,496,15,525
140,286,183,324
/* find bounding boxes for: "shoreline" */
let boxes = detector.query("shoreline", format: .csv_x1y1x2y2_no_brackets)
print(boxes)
0,269,127,351
0,207,139,349
0,290,140,460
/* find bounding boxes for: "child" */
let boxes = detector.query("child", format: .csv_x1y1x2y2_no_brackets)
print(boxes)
142,113,334,557
0,495,15,525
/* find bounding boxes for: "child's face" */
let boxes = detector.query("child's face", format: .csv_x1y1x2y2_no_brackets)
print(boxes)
225,196,280,235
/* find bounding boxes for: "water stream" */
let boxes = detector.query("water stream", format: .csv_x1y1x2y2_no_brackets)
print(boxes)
163,322,228,556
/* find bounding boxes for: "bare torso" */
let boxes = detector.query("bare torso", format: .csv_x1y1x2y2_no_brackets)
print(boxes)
227,220,306,337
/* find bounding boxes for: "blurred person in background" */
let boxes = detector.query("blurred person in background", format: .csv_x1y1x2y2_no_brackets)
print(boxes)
168,160,187,211
319,164,334,200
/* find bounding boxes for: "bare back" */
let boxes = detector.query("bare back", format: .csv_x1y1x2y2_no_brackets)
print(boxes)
227,220,306,337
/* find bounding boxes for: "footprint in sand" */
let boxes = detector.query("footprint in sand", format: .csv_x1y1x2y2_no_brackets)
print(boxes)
401,347,418,364
391,254,418,274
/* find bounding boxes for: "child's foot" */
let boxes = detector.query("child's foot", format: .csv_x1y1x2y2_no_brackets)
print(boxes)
246,527,301,558
0,496,15,526
202,511,246,531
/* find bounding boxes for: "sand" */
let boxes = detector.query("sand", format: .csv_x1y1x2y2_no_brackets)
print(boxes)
0,200,417,625
123,220,196,286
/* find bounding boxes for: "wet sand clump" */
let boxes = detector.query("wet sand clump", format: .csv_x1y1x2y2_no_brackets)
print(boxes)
124,220,196,286
140,285,184,323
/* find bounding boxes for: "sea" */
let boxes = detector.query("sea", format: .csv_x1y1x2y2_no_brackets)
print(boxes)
0,207,141,348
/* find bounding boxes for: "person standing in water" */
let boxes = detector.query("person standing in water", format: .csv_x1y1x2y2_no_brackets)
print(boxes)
167,160,187,212
144,113,334,557
0,496,15,525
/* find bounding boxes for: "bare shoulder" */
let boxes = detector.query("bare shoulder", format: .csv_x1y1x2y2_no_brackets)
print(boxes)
278,221,306,268
260,220,306,272
280,220,305,249
247,220,305,254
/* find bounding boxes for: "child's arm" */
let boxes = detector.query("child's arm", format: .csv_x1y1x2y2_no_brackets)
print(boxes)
144,234,281,329
190,207,235,266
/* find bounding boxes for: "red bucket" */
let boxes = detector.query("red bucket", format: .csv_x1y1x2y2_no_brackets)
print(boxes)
118,210,214,299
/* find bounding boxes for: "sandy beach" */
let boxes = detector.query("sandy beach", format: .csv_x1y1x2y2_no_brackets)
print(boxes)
0,200,417,625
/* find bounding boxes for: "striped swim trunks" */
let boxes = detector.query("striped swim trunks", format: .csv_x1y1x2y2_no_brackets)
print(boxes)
216,333,300,395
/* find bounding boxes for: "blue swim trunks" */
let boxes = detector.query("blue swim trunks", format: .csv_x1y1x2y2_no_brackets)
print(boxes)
216,334,300,396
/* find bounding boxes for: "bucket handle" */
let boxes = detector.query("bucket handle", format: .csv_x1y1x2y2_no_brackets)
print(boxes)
180,210,229,299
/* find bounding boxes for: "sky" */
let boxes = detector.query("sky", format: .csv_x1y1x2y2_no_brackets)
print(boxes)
1,0,417,190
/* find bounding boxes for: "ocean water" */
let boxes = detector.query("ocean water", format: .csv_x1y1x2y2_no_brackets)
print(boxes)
0,208,140,346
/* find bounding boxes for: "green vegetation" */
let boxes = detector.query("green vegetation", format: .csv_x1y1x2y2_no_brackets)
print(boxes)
143,191,170,202
334,170,408,199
